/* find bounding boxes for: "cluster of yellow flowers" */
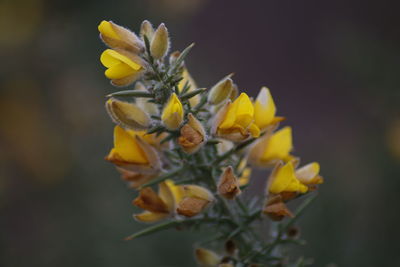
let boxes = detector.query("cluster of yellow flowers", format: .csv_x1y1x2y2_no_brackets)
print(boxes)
98,19,324,266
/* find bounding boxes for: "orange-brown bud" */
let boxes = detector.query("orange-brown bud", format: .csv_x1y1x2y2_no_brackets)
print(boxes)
177,197,210,217
217,166,241,199
133,187,169,214
178,113,206,154
263,194,293,221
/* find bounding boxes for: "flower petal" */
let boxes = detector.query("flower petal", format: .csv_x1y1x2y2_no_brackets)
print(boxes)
106,125,148,164
134,211,168,223
254,87,276,129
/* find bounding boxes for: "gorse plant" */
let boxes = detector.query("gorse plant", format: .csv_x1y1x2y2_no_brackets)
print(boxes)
98,20,324,267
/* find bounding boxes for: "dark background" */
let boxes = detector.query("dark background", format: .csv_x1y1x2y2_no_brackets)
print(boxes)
1,0,400,266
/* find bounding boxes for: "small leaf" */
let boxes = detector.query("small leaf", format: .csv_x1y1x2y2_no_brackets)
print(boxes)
107,90,155,98
124,220,178,240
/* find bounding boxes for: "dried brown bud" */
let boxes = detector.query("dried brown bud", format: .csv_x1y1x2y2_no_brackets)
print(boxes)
178,113,206,154
263,194,294,221
177,197,210,217
218,166,241,199
133,187,169,213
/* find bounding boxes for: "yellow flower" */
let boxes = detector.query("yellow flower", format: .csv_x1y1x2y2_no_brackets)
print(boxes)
177,185,214,217
178,113,206,154
105,125,161,174
98,20,143,53
267,161,308,195
177,68,200,106
133,180,184,223
295,162,324,186
161,93,184,129
105,98,151,130
212,93,260,142
253,87,284,130
248,126,296,167
100,49,145,86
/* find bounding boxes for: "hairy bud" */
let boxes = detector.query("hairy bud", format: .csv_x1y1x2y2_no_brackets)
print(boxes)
150,23,170,59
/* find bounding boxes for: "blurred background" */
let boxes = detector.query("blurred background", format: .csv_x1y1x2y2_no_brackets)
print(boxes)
1,0,399,266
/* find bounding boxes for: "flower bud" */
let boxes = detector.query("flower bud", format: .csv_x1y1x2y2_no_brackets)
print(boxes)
177,185,214,217
218,166,241,199
194,248,220,267
178,113,206,154
98,20,143,53
161,93,184,130
134,83,159,116
106,98,151,130
140,20,154,40
150,23,170,59
208,75,234,105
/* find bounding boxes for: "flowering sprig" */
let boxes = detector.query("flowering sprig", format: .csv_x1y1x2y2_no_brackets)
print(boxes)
98,19,324,266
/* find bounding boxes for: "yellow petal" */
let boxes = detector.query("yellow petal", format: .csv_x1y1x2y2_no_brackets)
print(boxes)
161,93,184,129
235,93,254,128
165,179,185,204
134,211,168,223
269,162,308,194
108,125,148,164
100,49,141,71
105,62,137,79
98,20,120,40
261,126,293,162
296,162,323,184
218,101,237,129
247,122,260,138
254,87,276,129
239,167,251,186
158,181,176,212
